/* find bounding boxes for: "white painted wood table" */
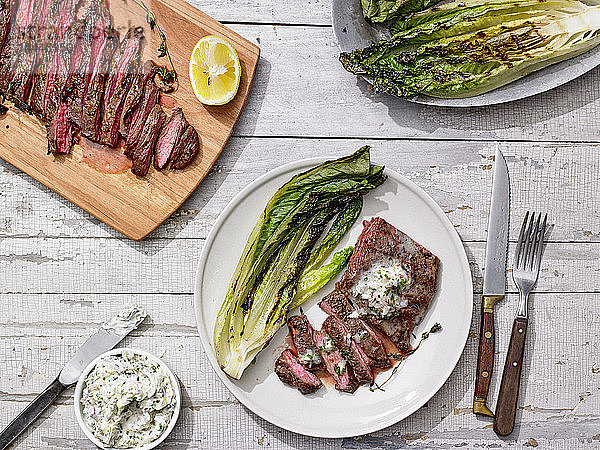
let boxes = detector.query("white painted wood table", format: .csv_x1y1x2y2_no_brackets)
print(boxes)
1,0,599,448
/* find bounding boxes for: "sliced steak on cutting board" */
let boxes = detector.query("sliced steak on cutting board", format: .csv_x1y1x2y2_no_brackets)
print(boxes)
336,217,440,353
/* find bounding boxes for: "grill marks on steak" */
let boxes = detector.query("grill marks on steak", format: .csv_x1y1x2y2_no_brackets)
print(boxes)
336,217,440,353
98,26,143,147
275,349,322,395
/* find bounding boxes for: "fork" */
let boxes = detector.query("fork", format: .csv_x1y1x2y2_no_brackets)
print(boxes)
493,211,548,436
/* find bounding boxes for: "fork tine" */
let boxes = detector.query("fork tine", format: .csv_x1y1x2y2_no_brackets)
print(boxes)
533,214,547,274
515,211,529,269
522,212,536,269
528,214,541,271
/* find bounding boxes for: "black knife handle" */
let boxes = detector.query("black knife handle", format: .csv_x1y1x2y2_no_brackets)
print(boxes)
473,294,503,417
0,378,66,450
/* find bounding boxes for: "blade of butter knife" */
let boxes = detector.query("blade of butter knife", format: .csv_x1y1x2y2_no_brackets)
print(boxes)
58,327,136,385
483,149,510,297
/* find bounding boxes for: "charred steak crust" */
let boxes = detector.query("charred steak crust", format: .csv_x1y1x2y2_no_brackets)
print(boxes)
287,314,322,372
170,122,200,170
0,0,203,173
130,103,165,176
322,315,373,385
275,349,322,395
313,329,358,393
336,217,440,353
154,107,186,171
319,291,390,368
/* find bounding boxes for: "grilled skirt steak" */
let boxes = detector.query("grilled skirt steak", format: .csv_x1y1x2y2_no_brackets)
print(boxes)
287,314,322,372
29,0,82,120
47,100,77,154
0,0,17,59
130,103,165,176
97,26,144,147
154,107,186,170
336,217,440,353
124,61,160,155
313,329,357,393
0,0,202,172
169,121,200,170
319,291,390,368
321,315,373,385
0,0,36,95
274,349,322,395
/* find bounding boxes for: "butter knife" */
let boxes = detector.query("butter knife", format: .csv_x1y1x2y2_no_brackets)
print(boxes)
473,149,510,417
0,306,146,449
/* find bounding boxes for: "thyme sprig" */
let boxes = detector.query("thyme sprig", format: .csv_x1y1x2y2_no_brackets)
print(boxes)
370,322,442,392
127,0,177,87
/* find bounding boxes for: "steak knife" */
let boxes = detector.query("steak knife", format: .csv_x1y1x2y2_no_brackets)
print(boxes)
473,149,510,417
0,307,146,450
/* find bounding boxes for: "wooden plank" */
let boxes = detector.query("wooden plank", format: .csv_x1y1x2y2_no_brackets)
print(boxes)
186,0,332,25
0,293,597,448
224,24,600,142
0,237,596,294
1,140,599,242
0,0,260,240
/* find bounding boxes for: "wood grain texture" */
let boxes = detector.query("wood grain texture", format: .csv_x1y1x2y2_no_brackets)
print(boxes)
474,308,496,415
494,317,529,436
0,0,260,240
1,0,600,448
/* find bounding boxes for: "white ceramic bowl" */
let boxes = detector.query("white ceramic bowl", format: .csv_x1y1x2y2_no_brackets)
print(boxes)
73,348,181,450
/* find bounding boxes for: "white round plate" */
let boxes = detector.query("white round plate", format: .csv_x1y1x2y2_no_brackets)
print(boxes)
332,0,600,107
195,158,473,438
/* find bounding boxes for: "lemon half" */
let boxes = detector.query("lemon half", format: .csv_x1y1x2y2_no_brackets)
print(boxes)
189,35,241,106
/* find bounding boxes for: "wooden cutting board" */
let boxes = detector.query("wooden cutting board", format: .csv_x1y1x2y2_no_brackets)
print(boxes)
0,0,259,240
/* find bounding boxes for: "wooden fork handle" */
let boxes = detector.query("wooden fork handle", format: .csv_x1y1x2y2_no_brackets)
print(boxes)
494,317,528,436
473,295,502,417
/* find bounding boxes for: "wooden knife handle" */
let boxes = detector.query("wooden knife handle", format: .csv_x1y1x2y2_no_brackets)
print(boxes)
494,317,528,436
473,295,502,417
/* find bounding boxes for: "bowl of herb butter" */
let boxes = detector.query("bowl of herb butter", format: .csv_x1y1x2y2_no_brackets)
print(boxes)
74,348,181,449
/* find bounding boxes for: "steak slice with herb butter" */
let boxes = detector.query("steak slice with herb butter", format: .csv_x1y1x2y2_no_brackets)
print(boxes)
319,291,390,368
287,314,322,372
336,217,440,353
275,349,323,395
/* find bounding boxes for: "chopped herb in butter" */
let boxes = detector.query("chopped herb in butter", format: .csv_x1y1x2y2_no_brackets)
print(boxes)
81,350,176,448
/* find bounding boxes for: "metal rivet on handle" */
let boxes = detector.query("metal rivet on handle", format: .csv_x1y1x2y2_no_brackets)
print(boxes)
482,371,489,378
518,328,523,333
512,362,517,367
485,331,492,339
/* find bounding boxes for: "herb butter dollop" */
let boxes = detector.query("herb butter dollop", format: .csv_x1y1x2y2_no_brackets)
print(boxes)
350,258,411,318
81,350,177,448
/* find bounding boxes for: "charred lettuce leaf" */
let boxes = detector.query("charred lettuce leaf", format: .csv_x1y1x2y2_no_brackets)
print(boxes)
214,147,386,379
344,0,600,98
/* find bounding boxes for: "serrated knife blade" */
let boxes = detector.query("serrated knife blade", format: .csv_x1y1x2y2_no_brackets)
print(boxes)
473,148,510,417
483,149,510,296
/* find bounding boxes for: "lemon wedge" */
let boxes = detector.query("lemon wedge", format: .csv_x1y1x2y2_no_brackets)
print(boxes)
189,35,241,106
